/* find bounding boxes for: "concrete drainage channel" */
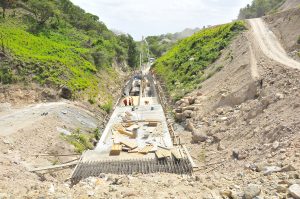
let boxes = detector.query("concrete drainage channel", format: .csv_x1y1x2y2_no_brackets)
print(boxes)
71,71,196,184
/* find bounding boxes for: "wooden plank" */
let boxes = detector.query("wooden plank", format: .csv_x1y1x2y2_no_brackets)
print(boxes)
155,148,171,159
120,140,138,149
161,149,171,158
29,161,78,172
110,144,122,156
148,122,158,127
182,145,198,168
155,149,164,159
171,148,183,160
126,124,139,131
117,129,135,138
139,145,154,154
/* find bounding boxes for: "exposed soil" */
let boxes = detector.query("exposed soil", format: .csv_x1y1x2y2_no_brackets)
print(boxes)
0,5,300,199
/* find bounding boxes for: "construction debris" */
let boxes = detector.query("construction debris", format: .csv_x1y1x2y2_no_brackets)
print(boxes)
139,145,154,154
120,140,138,149
110,144,122,156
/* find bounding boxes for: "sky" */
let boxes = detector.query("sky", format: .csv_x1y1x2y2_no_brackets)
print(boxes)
70,0,253,40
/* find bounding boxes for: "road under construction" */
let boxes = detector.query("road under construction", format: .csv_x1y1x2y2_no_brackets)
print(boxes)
71,66,197,183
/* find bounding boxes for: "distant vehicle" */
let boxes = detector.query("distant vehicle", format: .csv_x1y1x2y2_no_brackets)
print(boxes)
149,58,155,63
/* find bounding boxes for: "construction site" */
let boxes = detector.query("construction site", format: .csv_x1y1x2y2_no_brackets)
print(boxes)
71,70,196,183
1,0,300,198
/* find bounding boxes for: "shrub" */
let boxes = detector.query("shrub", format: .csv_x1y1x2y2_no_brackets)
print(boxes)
62,129,94,153
99,100,113,113
153,21,246,100
297,36,300,44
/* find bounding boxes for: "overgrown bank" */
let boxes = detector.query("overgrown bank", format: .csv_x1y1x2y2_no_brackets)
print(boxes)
0,0,139,104
153,21,246,101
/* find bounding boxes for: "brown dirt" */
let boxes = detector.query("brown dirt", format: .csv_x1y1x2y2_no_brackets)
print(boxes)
1,5,300,199
278,0,300,12
264,7,300,59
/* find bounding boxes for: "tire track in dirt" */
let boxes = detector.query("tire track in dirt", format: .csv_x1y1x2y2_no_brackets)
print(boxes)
249,18,300,70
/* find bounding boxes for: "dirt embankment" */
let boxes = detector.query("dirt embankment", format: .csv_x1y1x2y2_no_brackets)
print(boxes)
278,0,300,12
264,7,300,60
171,10,300,198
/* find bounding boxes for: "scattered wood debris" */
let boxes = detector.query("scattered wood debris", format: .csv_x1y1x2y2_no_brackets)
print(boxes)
110,144,122,156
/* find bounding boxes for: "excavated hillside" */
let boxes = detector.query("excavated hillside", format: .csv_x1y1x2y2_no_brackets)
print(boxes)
1,2,300,199
170,7,300,199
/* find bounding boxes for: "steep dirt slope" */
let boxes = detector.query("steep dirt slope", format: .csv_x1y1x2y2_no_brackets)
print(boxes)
278,0,300,11
171,12,300,198
264,7,300,60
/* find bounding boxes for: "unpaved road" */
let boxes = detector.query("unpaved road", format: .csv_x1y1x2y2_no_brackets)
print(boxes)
249,18,300,70
0,101,98,136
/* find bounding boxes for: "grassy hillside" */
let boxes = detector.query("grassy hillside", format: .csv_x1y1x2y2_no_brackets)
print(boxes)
238,0,285,19
0,0,139,103
153,22,246,101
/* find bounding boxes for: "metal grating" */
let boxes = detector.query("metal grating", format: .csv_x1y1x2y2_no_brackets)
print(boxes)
71,158,193,184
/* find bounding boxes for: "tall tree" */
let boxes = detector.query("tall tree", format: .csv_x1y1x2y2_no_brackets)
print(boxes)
27,0,55,25
0,0,15,18
127,35,139,68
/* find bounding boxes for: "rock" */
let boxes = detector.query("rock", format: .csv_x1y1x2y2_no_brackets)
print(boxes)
99,173,105,178
175,113,184,122
3,139,10,145
289,184,300,199
243,184,261,199
272,141,280,150
183,110,193,118
217,117,228,122
48,184,55,195
232,149,239,159
192,130,208,143
109,186,117,192
187,97,196,105
185,119,195,132
87,190,95,196
60,86,72,99
276,185,287,193
276,93,285,100
263,166,282,175
122,191,137,197
196,92,202,96
232,149,248,160
217,142,225,151
281,165,296,172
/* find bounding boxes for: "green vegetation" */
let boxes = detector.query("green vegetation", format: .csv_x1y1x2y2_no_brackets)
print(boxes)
297,35,300,44
153,22,246,101
0,0,139,101
238,0,285,19
62,128,101,153
99,100,113,113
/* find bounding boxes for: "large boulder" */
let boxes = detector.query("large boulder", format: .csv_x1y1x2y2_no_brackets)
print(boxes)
192,129,208,143
175,113,185,122
183,110,193,118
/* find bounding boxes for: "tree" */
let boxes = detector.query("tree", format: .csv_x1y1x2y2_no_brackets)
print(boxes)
0,0,15,18
127,35,139,68
27,0,55,25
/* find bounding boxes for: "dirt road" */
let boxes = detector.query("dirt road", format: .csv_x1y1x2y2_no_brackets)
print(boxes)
0,101,98,136
249,18,300,70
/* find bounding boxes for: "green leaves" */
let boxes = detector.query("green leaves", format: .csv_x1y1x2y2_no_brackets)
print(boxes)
153,22,246,100
238,0,285,19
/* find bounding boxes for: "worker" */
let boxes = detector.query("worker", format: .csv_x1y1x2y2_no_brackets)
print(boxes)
131,97,134,106
123,98,128,106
